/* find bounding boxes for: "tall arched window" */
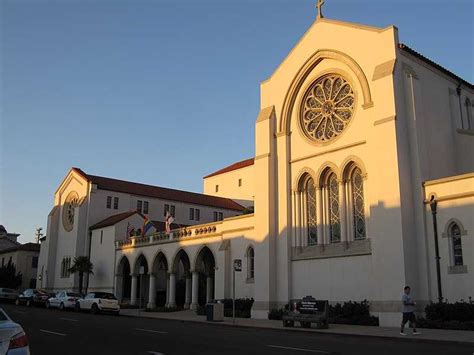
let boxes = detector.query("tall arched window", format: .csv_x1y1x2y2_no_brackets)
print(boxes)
465,98,472,130
450,223,463,266
247,247,255,279
328,173,341,243
305,178,318,245
351,168,366,240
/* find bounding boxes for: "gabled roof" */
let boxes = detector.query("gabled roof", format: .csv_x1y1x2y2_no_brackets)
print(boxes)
89,211,141,230
399,44,473,90
71,168,245,211
204,158,255,179
0,242,40,254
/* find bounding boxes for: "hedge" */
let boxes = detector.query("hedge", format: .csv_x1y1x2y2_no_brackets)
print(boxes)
196,298,254,318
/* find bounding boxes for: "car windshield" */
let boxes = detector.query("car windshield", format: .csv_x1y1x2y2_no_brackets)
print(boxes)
94,292,116,300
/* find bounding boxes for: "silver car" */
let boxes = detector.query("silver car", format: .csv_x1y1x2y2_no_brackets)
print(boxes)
0,308,30,355
46,291,82,310
0,288,19,302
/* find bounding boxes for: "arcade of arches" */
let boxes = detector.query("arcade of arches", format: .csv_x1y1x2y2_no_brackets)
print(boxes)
115,247,215,309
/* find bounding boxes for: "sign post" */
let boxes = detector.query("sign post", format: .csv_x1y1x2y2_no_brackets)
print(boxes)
232,259,242,324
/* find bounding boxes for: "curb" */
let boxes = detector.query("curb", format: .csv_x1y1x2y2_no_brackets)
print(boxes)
120,312,473,346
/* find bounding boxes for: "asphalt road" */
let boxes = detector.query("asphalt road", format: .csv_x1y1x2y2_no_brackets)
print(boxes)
1,303,472,355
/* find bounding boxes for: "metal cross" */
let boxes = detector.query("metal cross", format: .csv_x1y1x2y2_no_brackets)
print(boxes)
316,0,325,19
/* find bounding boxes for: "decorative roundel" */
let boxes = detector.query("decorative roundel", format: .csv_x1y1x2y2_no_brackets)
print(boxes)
62,191,79,232
300,74,355,143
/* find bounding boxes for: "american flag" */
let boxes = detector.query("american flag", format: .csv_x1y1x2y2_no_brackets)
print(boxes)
126,222,135,239
165,212,174,234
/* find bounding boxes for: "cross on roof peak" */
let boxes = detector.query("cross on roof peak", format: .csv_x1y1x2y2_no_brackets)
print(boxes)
316,0,325,20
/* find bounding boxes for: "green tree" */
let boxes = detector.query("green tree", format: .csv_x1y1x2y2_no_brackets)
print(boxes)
68,256,94,294
0,260,22,289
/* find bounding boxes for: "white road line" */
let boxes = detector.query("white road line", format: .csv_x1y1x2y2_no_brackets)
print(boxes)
12,310,27,314
59,317,79,322
39,329,67,337
135,328,168,334
267,345,330,353
147,352,164,355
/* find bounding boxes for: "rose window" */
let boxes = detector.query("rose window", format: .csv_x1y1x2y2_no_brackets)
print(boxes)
300,74,355,143
62,191,79,232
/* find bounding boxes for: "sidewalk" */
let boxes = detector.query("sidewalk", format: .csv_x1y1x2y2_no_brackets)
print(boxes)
121,308,474,345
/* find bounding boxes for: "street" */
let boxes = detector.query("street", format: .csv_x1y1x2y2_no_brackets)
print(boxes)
1,303,472,355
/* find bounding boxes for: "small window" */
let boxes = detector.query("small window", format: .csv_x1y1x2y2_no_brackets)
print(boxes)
215,185,219,192
32,256,38,268
100,230,103,245
238,178,242,187
190,208,195,220
195,209,200,221
213,212,218,221
450,223,464,266
113,197,119,210
170,205,175,217
137,200,143,213
219,212,223,221
247,247,255,279
164,204,170,216
106,196,112,209
143,201,149,214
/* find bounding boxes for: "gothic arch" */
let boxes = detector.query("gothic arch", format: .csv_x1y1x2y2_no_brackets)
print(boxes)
151,250,169,273
442,218,468,238
293,167,318,191
171,249,191,274
279,49,373,135
193,245,216,275
316,162,340,187
341,156,368,181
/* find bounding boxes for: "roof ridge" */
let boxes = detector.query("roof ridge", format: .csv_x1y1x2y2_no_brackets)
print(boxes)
204,157,255,178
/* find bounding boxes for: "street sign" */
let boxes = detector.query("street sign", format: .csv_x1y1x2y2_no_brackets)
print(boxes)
233,259,242,272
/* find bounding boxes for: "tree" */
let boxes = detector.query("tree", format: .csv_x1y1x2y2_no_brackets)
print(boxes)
68,256,93,294
0,260,22,289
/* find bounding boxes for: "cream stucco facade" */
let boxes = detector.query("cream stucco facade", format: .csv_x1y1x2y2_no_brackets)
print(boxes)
40,13,473,327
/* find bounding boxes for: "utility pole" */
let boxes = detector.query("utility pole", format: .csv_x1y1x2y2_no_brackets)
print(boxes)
35,228,44,244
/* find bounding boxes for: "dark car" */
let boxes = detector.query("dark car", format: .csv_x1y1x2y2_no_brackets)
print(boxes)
15,289,51,307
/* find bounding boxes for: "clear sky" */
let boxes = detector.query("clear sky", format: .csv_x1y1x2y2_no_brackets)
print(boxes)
1,0,473,243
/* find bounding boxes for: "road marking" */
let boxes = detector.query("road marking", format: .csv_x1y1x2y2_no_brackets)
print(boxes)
60,317,79,322
40,329,67,337
135,328,168,334
147,352,164,355
11,310,27,314
267,345,330,353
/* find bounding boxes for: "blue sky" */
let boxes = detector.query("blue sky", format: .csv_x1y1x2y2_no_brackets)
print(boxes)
1,0,473,243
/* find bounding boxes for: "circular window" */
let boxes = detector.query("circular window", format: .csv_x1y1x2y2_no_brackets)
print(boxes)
300,74,355,143
62,191,79,232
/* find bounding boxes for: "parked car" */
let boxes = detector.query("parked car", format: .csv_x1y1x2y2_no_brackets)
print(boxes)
0,307,30,355
15,289,51,307
76,292,120,315
0,288,19,303
46,291,82,310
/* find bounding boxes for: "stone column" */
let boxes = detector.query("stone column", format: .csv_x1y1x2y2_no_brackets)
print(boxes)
291,191,297,248
184,275,192,309
191,271,199,310
206,276,213,303
165,274,170,307
130,274,138,306
115,274,123,302
301,190,307,247
168,273,176,307
316,187,324,245
147,273,156,309
339,180,347,244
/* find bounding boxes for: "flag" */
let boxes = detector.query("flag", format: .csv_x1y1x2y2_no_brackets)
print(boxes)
126,222,135,239
142,216,154,236
165,212,174,234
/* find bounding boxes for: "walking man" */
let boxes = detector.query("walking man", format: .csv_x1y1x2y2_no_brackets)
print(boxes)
400,286,421,335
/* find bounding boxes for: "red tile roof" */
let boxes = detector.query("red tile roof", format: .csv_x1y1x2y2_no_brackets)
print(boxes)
204,158,255,179
399,44,473,90
0,242,40,254
89,211,140,230
72,168,245,211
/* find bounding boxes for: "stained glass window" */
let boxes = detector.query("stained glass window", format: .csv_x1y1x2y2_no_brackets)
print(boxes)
351,168,366,240
306,178,317,245
450,224,463,266
328,174,341,243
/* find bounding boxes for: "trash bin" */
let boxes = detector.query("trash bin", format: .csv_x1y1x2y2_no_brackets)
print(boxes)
206,302,224,322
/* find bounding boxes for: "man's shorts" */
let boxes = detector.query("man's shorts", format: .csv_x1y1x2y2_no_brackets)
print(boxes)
402,312,416,323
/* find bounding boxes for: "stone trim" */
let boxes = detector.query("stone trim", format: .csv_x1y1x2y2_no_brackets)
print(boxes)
448,265,468,274
423,172,474,186
292,239,371,261
290,140,366,164
372,59,396,81
255,153,271,160
423,191,474,203
374,115,396,126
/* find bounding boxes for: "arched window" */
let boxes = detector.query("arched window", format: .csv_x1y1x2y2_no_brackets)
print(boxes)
350,167,366,240
466,98,472,130
328,173,341,243
450,223,463,266
305,178,318,245
247,247,255,279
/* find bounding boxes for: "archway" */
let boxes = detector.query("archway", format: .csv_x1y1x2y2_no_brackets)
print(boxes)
194,246,216,306
171,249,191,308
116,256,131,302
150,252,168,307
132,254,149,307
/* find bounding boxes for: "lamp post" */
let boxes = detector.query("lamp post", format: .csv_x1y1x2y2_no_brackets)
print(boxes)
429,196,443,303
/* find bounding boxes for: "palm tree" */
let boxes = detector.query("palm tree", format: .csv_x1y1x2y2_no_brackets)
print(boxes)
68,256,94,294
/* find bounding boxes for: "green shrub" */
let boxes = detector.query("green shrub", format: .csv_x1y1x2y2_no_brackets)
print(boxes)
268,308,288,320
425,301,474,322
329,300,379,326
417,317,474,331
195,298,254,318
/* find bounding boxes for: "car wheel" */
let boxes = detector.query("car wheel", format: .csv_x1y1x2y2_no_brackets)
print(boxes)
15,299,20,306
75,302,81,312
26,300,31,307
59,302,64,311
91,303,99,315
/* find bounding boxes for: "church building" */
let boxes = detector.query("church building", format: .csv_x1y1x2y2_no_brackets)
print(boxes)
38,5,474,327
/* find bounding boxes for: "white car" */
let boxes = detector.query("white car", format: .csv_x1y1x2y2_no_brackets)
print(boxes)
46,291,82,310
0,288,19,302
0,308,30,355
76,292,120,315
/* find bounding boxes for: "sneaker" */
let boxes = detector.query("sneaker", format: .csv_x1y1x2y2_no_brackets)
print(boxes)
412,331,421,335
400,332,407,336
